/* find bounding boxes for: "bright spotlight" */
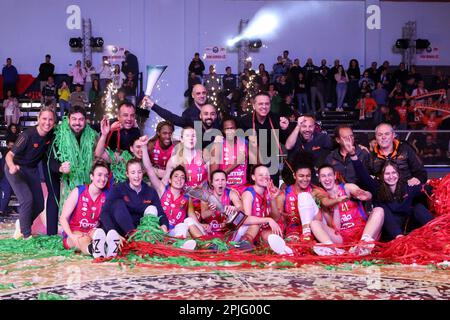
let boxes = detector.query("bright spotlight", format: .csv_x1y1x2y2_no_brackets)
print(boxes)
242,12,279,39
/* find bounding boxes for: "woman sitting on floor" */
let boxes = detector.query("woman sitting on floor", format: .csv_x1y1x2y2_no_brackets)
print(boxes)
59,159,119,258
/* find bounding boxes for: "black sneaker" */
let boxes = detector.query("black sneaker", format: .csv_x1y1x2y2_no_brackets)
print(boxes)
234,240,254,251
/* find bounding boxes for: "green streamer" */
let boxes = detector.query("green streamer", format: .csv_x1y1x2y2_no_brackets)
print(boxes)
37,292,68,300
0,235,76,266
51,117,98,207
106,148,133,183
0,283,15,290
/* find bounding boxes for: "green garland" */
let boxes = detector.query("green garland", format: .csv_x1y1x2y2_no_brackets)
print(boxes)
106,148,133,183
51,117,98,206
0,235,77,267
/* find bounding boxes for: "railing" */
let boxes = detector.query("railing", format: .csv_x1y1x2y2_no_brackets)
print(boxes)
353,130,450,167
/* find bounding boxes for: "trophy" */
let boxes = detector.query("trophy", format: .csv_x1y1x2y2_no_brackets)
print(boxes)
185,186,247,230
145,65,168,97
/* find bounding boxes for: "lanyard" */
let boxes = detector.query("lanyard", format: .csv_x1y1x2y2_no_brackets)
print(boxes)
252,112,294,174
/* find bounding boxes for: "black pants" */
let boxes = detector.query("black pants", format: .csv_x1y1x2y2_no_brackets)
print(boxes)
381,203,434,240
2,82,17,98
5,165,44,237
100,199,141,237
43,167,60,236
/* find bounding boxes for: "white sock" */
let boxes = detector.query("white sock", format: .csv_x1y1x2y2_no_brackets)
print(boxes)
298,192,318,225
361,234,374,242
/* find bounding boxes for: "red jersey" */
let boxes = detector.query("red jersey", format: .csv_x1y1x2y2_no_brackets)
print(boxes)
68,185,107,234
201,188,231,236
245,186,271,218
218,138,248,188
184,151,208,188
335,184,367,243
161,186,189,229
395,105,408,124
151,139,174,169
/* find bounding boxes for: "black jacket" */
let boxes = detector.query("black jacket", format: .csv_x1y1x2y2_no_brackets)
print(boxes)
369,140,427,184
325,146,370,184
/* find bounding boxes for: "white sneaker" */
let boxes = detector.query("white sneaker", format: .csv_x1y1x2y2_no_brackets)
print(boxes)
106,229,121,258
13,219,23,240
268,234,293,255
350,242,374,256
92,228,107,258
313,245,336,256
144,205,158,217
182,239,197,251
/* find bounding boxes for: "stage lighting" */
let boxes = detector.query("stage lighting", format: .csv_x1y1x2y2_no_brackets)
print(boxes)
90,37,104,47
249,39,262,49
415,39,430,49
395,39,409,49
69,37,83,48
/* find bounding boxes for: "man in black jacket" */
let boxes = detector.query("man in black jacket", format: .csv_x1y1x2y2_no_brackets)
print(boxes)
369,123,427,185
325,125,370,184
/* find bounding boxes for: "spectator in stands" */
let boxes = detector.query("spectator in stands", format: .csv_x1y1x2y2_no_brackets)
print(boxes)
203,65,221,95
408,65,422,83
69,84,88,108
2,58,18,98
84,59,97,95
420,110,443,139
222,67,237,95
282,50,293,70
3,90,20,126
335,65,349,111
0,137,16,215
318,60,331,109
285,115,333,167
309,67,325,113
377,60,390,79
432,70,448,98
58,81,71,119
41,76,57,107
372,82,389,107
378,68,392,90
411,79,428,103
280,95,296,118
259,73,270,92
325,125,369,185
89,78,102,106
186,71,202,100
394,99,410,131
329,59,341,107
373,105,399,128
347,59,361,108
257,63,270,82
122,50,139,84
111,64,127,89
403,76,417,98
419,134,442,163
122,71,137,105
38,54,55,95
364,61,378,84
69,60,87,90
369,123,427,185
303,58,317,92
295,72,309,114
288,58,302,85
272,56,286,82
6,123,20,143
388,82,408,108
359,80,372,98
356,92,377,121
276,74,293,99
268,84,282,115
98,56,112,90
358,71,375,91
188,52,205,80
393,62,408,84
